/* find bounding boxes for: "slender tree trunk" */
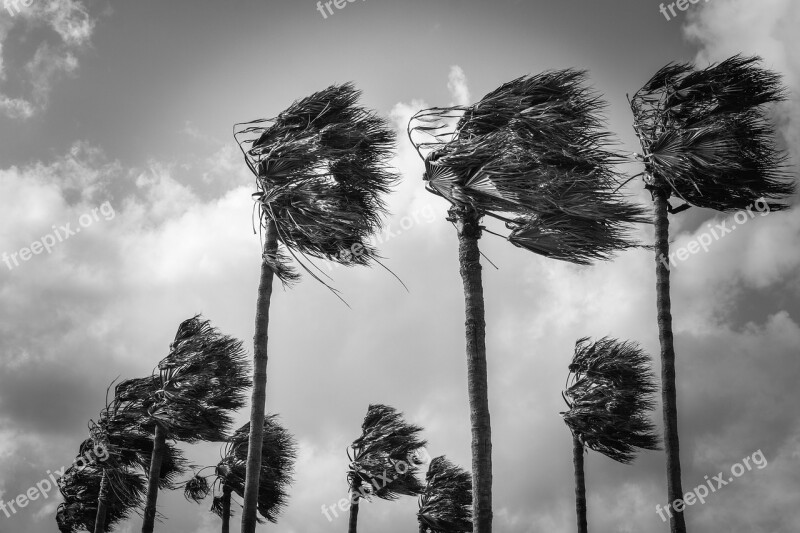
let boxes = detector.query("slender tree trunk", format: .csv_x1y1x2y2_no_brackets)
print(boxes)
653,189,686,533
452,206,492,533
348,499,359,533
142,422,168,533
241,219,279,533
572,434,588,533
93,469,109,533
221,486,232,533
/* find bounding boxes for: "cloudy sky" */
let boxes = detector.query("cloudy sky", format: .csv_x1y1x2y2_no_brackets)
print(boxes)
0,0,798,532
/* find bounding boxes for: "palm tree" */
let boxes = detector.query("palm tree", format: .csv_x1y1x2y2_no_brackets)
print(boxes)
85,379,190,533
418,456,472,533
184,415,297,533
561,337,660,533
629,55,795,533
346,404,427,533
408,70,647,533
57,463,145,533
233,83,397,533
127,315,251,533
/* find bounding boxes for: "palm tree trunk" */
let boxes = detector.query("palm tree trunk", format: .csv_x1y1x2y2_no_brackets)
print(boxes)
241,218,279,533
142,422,168,533
348,499,359,533
451,206,493,533
93,469,109,533
654,189,686,533
572,434,588,533
221,486,232,533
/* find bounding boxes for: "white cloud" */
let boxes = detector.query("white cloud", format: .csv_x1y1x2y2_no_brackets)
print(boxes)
0,0,96,118
447,65,471,106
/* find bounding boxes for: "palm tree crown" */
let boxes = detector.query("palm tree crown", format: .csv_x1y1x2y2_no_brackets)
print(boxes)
234,83,398,285
418,456,473,533
347,404,427,502
409,69,648,264
561,337,660,464
630,54,795,211
184,415,297,524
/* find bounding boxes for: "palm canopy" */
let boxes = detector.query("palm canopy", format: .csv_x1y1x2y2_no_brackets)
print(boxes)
418,456,473,533
408,69,647,265
348,404,427,501
630,54,795,211
56,462,145,533
561,337,660,464
113,315,251,443
233,83,398,284
184,415,297,523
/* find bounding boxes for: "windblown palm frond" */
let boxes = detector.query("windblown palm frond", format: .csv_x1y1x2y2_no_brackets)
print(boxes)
418,456,473,533
630,55,795,211
184,415,297,524
56,462,145,533
347,404,427,502
408,70,647,264
147,315,252,442
561,337,661,464
234,83,398,284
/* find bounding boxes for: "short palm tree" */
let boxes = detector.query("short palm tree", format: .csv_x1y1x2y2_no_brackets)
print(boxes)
57,463,144,533
123,316,251,533
561,337,660,533
418,456,472,533
87,379,191,533
184,415,297,533
346,404,427,533
408,70,647,533
233,83,397,533
629,55,795,533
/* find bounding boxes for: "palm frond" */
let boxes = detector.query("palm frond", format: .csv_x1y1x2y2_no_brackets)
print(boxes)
234,83,398,284
148,315,252,442
408,70,647,264
631,55,795,211
418,456,473,533
347,404,427,502
187,415,297,524
561,337,661,464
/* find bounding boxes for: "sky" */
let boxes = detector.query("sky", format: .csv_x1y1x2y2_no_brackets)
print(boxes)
0,0,798,532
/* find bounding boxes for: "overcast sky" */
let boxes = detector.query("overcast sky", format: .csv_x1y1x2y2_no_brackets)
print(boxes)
0,1,798,532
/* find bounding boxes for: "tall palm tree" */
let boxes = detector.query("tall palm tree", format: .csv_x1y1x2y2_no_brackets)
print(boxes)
408,70,647,533
125,316,251,533
184,415,297,533
233,83,397,533
418,456,472,533
561,337,660,533
346,404,427,533
629,55,795,533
